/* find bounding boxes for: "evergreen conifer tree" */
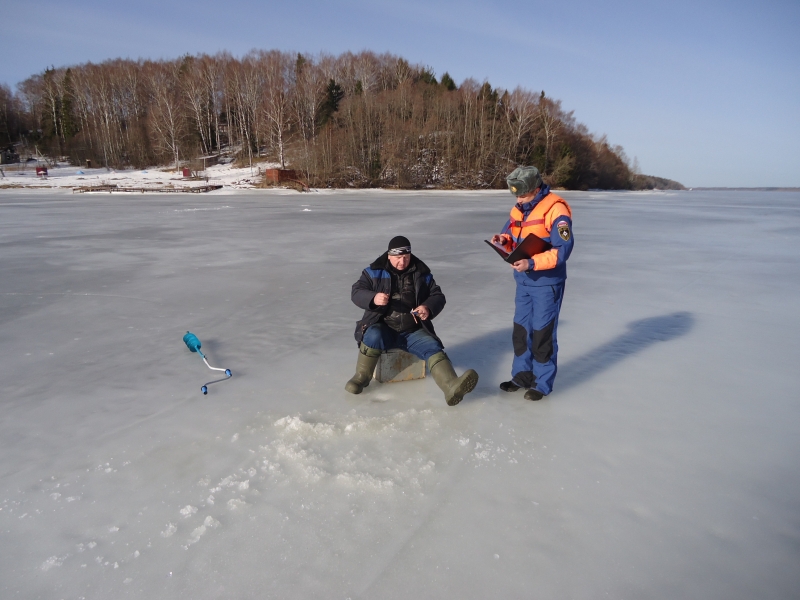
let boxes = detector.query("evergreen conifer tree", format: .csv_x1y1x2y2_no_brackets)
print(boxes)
419,68,437,85
440,72,457,91
317,79,344,126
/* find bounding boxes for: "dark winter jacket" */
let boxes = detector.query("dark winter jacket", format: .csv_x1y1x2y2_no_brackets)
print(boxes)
383,262,422,333
351,253,446,345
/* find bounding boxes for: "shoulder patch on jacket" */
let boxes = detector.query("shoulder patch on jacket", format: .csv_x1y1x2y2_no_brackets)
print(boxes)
556,220,571,241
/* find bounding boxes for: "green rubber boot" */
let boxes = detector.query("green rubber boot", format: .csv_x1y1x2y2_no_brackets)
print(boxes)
428,352,479,406
345,344,381,394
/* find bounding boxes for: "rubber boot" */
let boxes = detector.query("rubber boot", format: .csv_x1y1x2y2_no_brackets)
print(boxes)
345,344,381,394
428,352,479,406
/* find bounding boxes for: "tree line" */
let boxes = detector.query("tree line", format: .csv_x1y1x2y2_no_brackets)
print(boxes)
2,50,678,190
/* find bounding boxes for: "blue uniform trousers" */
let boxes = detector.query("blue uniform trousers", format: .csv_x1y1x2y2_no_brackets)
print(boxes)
362,323,444,362
511,281,565,395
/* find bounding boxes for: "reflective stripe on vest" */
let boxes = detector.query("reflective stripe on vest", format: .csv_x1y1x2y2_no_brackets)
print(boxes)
509,194,571,242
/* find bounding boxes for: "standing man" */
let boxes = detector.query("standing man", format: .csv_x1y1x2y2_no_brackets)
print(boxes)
346,236,479,406
491,166,574,400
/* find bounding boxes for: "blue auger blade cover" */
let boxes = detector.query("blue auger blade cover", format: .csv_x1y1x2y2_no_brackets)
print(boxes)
183,331,202,353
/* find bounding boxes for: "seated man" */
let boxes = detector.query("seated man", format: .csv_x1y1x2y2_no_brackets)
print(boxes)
345,236,479,406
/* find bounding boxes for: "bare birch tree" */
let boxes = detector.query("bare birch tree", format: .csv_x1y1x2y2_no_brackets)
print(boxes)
259,50,294,168
147,62,186,168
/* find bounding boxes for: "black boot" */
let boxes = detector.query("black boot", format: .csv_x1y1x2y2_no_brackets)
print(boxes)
428,352,479,406
499,381,520,392
345,344,381,394
524,388,544,401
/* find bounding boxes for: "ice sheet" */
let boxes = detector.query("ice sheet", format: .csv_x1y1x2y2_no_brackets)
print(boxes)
1,188,798,599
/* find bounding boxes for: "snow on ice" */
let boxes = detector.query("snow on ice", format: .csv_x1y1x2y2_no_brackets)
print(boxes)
0,187,798,599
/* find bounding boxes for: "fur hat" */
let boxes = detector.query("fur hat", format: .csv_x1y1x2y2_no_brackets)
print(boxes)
506,166,543,197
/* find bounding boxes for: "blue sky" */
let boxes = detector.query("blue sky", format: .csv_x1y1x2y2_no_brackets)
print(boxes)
2,0,798,187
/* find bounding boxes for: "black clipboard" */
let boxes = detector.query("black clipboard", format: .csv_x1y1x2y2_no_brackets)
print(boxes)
485,234,552,263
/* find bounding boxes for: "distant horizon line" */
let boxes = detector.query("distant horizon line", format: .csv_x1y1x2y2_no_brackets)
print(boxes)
687,187,800,191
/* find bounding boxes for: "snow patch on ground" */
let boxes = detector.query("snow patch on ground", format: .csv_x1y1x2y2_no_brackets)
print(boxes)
265,409,443,491
40,555,66,571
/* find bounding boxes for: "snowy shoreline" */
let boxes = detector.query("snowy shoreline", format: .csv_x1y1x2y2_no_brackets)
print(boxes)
0,162,267,191
0,162,693,195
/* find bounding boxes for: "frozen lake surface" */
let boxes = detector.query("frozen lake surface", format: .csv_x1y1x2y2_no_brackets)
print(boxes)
1,188,798,599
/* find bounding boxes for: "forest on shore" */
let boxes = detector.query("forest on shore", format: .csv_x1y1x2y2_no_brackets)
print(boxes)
0,50,683,190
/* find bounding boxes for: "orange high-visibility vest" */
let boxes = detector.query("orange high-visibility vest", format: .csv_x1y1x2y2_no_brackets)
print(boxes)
508,193,572,243
504,193,572,271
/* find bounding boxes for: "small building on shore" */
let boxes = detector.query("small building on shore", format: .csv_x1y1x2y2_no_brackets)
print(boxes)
263,169,302,183
0,147,20,165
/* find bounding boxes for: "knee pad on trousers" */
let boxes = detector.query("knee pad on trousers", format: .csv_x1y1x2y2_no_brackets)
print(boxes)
532,318,555,363
512,322,527,357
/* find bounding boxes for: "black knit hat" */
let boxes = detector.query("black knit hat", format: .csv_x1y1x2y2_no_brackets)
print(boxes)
388,236,411,255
